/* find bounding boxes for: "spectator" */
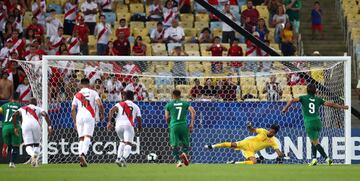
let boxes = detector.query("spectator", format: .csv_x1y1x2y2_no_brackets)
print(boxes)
124,76,148,101
27,16,45,44
179,0,191,13
0,2,7,39
272,5,288,43
115,18,130,39
171,46,188,85
32,0,46,26
56,43,68,55
228,39,243,74
244,32,261,71
24,29,36,51
123,61,141,74
285,0,301,34
198,27,213,44
81,0,98,35
150,22,165,43
6,61,26,90
84,63,102,85
281,21,295,56
105,41,119,56
94,14,111,55
104,75,123,101
0,39,14,61
311,1,323,39
207,36,227,73
46,9,63,38
202,78,217,99
162,0,178,28
25,44,40,61
3,15,23,40
93,78,107,100
190,78,203,99
218,77,237,101
96,0,113,12
2,51,18,69
73,15,90,55
255,18,269,41
222,4,236,43
263,75,282,101
114,31,130,56
48,27,66,55
261,40,272,71
64,74,79,98
63,0,78,35
132,36,147,56
148,0,163,21
33,39,46,57
164,19,184,43
0,71,13,100
266,0,283,25
16,76,31,103
241,0,260,32
8,30,25,59
67,30,81,55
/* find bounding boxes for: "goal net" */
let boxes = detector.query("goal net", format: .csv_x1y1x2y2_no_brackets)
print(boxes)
17,56,351,164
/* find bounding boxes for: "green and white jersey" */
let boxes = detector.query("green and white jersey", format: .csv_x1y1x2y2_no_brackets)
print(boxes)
165,100,190,127
299,94,325,122
1,102,22,127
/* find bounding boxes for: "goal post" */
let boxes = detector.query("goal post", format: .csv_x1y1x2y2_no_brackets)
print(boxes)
21,55,352,164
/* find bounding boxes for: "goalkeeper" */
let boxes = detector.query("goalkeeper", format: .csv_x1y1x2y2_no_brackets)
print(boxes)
205,124,284,164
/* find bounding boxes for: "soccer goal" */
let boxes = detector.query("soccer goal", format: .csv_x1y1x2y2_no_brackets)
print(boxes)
17,56,351,165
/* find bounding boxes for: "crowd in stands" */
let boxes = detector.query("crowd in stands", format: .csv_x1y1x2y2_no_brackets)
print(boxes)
0,0,308,103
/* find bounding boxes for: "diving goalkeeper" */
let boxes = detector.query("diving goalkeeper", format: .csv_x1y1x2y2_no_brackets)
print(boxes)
205,124,284,164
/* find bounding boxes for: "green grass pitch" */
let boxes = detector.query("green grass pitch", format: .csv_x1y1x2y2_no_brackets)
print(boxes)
1,163,360,181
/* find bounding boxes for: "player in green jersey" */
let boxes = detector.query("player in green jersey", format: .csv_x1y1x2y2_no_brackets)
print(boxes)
0,93,22,168
165,90,196,168
282,84,348,166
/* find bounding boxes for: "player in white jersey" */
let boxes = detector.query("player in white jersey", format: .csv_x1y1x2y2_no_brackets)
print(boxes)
107,90,142,167
71,78,104,167
12,98,52,167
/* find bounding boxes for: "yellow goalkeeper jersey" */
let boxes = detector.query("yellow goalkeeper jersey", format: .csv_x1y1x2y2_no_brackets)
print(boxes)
237,128,279,152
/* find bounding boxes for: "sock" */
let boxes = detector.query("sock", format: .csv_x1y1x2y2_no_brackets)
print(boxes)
78,141,84,156
172,147,180,162
182,146,189,155
117,142,125,159
311,144,317,159
213,142,232,148
122,145,132,159
315,144,328,159
34,147,40,156
8,145,13,162
83,137,91,155
11,147,19,163
237,160,254,165
25,146,34,157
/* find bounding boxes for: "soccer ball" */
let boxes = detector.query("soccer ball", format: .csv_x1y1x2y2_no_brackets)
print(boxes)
147,153,158,162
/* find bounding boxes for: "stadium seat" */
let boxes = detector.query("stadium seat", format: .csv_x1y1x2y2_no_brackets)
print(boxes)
180,14,194,23
194,21,209,31
281,94,293,101
200,43,212,51
210,22,222,31
146,21,158,33
195,14,209,22
292,85,307,95
116,12,131,22
117,4,129,13
241,85,258,97
256,6,269,20
130,3,145,14
103,12,116,25
194,2,207,13
240,77,256,86
180,21,194,28
186,51,201,56
88,36,96,49
133,28,148,38
184,28,197,37
55,14,64,21
213,28,222,37
24,12,33,27
151,43,167,56
48,4,63,14
175,85,191,96
130,22,145,32
184,43,200,52
201,50,212,56
167,43,182,54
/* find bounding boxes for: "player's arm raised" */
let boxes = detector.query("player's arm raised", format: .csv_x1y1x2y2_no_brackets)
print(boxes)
12,111,21,136
96,98,105,121
324,102,349,110
41,111,53,136
188,106,196,132
246,122,256,133
282,98,300,113
107,106,118,131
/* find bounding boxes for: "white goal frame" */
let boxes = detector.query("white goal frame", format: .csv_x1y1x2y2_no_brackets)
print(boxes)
40,56,352,164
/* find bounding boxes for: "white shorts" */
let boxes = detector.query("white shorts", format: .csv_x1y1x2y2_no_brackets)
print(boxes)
115,124,135,143
22,120,41,145
76,113,95,138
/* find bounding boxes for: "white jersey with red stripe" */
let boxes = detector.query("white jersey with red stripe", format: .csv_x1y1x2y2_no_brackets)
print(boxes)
16,84,32,102
94,23,111,44
67,37,80,54
84,65,102,85
0,5,7,32
19,104,44,125
96,0,113,11
114,100,141,127
32,1,46,25
64,2,78,21
72,88,101,118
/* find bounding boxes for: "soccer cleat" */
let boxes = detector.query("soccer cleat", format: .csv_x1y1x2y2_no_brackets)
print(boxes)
226,160,236,164
9,162,16,168
204,145,213,149
308,159,318,166
121,157,127,167
326,158,333,166
80,154,88,167
115,158,122,167
180,153,190,166
176,161,183,168
24,158,32,164
31,155,39,167
2,144,8,159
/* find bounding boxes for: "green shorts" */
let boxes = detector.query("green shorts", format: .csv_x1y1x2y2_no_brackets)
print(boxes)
169,124,189,147
304,119,322,141
2,125,22,145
